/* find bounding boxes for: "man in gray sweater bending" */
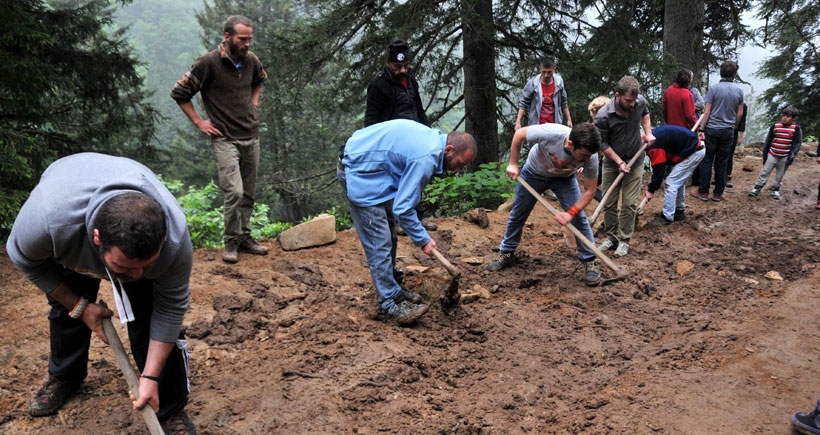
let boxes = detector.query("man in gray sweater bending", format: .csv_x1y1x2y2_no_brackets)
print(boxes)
6,153,196,434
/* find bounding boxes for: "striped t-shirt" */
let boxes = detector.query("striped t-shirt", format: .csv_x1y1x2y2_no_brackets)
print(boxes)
769,122,797,158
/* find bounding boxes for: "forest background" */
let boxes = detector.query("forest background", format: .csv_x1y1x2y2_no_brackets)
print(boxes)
1,0,817,246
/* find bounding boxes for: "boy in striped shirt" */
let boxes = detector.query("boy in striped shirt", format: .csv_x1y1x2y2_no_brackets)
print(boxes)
749,105,802,199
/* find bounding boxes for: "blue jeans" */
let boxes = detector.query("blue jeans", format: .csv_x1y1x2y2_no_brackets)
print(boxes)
661,148,705,220
337,168,401,312
499,166,596,263
698,128,733,196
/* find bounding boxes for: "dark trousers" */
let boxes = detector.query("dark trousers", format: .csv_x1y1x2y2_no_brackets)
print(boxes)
697,127,734,196
46,273,189,419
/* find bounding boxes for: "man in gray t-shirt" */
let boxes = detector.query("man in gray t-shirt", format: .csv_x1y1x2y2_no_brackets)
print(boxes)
487,123,604,286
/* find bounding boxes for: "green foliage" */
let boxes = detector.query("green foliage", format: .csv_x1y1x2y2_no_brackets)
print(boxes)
164,178,293,248
805,136,818,143
299,205,353,232
423,162,515,217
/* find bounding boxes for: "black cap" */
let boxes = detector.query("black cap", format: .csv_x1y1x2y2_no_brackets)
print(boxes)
386,40,411,63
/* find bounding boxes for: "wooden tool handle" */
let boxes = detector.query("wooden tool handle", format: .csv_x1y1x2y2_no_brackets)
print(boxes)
517,177,626,278
431,248,461,278
102,317,165,435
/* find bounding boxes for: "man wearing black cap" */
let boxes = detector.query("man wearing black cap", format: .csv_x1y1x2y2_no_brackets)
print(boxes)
364,39,436,234
364,40,429,128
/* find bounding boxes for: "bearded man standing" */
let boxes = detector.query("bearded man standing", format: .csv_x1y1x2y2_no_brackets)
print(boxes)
172,15,269,264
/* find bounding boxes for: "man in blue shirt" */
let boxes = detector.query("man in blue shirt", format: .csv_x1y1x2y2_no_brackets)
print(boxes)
337,120,476,325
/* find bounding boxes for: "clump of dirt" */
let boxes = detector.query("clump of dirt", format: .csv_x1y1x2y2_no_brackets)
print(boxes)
2,150,820,434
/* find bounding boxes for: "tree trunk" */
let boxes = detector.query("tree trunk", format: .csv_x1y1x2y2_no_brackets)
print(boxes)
462,0,498,167
663,0,705,85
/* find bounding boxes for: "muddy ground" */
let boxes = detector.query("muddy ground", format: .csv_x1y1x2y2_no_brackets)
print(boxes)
2,145,820,434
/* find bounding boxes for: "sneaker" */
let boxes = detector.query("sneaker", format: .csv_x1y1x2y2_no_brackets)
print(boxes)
543,189,558,201
487,251,515,271
772,189,781,200
222,239,239,264
749,186,762,196
726,181,733,188
239,238,268,255
397,287,423,304
614,242,629,257
583,260,601,286
385,300,429,326
421,218,438,231
673,209,686,221
160,409,197,435
711,194,724,202
598,238,616,251
792,409,820,435
29,375,81,417
691,189,710,201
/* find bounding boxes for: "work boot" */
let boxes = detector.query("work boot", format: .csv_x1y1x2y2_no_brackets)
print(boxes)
222,239,239,264
397,287,423,304
421,218,438,231
583,260,601,286
749,185,762,196
29,375,81,417
487,251,515,271
239,237,268,255
160,409,197,435
385,300,429,326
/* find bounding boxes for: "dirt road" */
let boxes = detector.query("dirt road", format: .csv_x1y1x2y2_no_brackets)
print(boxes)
1,145,819,434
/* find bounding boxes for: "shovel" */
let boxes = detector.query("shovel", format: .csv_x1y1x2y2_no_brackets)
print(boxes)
430,248,461,306
518,178,628,284
589,142,649,226
101,314,165,435
634,196,649,228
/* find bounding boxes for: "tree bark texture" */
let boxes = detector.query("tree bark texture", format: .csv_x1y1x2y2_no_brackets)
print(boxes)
462,0,498,166
663,0,705,85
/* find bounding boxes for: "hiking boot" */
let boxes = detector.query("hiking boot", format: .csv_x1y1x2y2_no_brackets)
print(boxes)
673,209,686,221
29,375,80,417
711,194,724,202
421,218,438,231
792,409,820,435
487,251,515,271
691,189,710,201
614,242,630,258
598,238,616,251
160,409,197,435
749,185,762,196
239,238,268,255
397,287,423,304
385,300,429,326
772,189,781,200
222,239,238,264
583,260,601,286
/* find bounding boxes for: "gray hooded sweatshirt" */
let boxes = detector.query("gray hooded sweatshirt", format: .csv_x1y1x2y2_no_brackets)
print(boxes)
6,153,192,343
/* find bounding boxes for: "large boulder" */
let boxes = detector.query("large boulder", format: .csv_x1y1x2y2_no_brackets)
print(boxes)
278,214,336,251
